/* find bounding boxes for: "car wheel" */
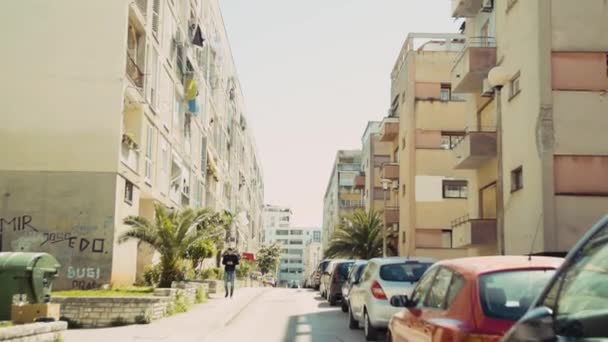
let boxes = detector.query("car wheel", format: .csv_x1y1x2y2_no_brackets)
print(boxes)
328,294,337,306
364,310,378,341
341,300,348,313
348,304,359,329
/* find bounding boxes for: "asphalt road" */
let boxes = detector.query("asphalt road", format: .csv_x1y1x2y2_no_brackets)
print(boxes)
203,288,380,342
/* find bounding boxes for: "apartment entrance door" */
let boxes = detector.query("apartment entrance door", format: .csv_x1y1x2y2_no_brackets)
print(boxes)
479,182,497,219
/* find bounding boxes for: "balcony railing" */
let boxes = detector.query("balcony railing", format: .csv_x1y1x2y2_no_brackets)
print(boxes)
379,118,399,142
451,214,497,248
126,53,144,89
384,207,399,225
451,37,497,93
381,163,399,181
120,142,140,173
452,128,497,169
354,174,366,189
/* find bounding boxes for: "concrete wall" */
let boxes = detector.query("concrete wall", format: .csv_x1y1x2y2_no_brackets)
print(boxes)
551,0,608,51
554,196,608,251
0,0,127,173
0,322,67,342
0,171,116,290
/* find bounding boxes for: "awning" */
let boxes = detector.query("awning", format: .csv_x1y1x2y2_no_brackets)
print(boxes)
242,252,255,261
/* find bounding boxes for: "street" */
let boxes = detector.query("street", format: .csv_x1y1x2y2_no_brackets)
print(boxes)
64,288,379,342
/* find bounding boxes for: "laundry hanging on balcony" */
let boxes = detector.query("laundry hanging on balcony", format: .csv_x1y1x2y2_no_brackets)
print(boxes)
188,98,199,115
185,78,198,100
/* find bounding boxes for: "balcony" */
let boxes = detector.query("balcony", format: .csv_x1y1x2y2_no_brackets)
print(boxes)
453,130,496,169
354,174,366,189
452,0,483,17
381,163,399,181
451,37,497,93
120,138,140,173
451,215,497,248
379,118,399,142
384,207,399,225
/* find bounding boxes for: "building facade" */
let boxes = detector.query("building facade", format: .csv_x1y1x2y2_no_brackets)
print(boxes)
303,241,322,281
322,151,363,251
0,0,263,290
359,122,399,256
450,0,608,255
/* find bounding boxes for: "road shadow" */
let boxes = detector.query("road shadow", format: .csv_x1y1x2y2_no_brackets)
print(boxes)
282,309,386,342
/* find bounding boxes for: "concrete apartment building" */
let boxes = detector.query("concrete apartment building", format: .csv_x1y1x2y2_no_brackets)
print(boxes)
388,33,492,259
450,0,608,255
262,205,321,285
322,151,363,250
303,240,322,281
359,122,399,256
0,0,263,290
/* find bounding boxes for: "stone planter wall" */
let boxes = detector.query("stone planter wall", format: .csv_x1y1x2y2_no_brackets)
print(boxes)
0,322,67,342
51,282,206,328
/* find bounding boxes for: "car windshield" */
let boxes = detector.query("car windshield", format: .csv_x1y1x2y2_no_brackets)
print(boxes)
336,262,354,279
319,261,330,272
479,269,555,321
379,262,432,282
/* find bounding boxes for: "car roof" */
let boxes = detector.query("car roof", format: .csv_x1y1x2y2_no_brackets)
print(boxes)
437,256,563,276
368,256,436,266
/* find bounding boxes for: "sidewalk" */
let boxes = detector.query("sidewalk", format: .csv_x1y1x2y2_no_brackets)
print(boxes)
63,287,268,342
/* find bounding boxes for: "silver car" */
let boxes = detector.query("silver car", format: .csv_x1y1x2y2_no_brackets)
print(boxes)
347,257,434,341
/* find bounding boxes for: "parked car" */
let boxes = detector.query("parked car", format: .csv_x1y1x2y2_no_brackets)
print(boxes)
342,260,368,313
326,260,355,306
348,257,434,341
320,259,346,298
504,215,608,341
386,256,563,342
314,259,331,291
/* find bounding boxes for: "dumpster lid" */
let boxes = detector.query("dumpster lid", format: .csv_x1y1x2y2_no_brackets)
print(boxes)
0,252,60,272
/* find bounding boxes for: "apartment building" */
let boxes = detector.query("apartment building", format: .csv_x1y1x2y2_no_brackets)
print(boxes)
0,0,263,290
303,241,322,281
359,122,399,256
322,151,363,250
450,0,608,255
387,33,497,260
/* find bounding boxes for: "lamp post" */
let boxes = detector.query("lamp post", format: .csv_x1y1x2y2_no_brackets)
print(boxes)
488,66,511,256
381,178,391,257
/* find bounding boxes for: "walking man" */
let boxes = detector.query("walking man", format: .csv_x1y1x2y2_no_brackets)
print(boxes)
221,246,240,298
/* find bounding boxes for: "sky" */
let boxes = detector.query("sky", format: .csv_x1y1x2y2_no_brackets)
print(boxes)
220,0,460,227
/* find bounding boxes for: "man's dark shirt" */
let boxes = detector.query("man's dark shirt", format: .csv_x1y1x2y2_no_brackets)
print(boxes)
222,253,240,272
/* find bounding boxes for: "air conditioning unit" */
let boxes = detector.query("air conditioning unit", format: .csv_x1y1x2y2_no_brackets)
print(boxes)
481,78,494,97
481,0,494,12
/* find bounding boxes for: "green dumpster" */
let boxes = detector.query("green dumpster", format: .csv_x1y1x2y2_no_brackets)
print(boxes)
0,252,61,320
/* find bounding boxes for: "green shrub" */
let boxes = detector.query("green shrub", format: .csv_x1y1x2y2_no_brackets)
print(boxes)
59,316,83,329
142,264,162,287
199,267,224,280
195,287,207,304
237,260,255,280
177,259,195,281
167,291,191,316
134,311,152,324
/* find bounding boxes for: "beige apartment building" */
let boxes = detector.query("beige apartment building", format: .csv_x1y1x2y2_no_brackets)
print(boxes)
388,33,498,259
0,0,263,289
450,0,608,255
359,122,399,256
322,151,363,250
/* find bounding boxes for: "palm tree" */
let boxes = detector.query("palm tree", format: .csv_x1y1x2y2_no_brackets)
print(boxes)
325,209,383,259
120,204,215,288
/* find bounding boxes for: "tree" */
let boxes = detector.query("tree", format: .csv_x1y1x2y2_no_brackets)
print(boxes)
212,210,235,267
120,204,214,288
256,242,282,275
183,239,217,270
324,209,383,259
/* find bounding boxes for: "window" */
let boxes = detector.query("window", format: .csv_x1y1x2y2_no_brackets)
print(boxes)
440,84,451,101
440,132,465,150
124,180,134,205
410,267,438,305
402,231,406,243
200,136,207,177
276,230,289,235
374,155,391,168
509,71,521,100
479,269,555,321
443,180,468,199
146,46,160,110
290,230,303,235
424,268,453,309
380,262,432,283
402,184,406,196
151,0,160,40
402,137,406,150
144,123,154,183
511,166,523,192
289,240,303,245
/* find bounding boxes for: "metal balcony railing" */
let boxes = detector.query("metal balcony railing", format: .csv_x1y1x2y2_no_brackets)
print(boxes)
126,53,144,89
450,125,497,150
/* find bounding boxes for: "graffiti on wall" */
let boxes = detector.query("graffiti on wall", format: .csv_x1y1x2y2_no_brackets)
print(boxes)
67,266,102,289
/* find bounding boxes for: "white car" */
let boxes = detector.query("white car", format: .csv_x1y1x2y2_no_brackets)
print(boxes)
348,257,434,341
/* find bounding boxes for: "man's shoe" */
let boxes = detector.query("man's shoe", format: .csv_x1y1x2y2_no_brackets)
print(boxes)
225,292,229,298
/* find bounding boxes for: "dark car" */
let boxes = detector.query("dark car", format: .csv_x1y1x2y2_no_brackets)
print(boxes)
314,259,331,291
341,260,368,313
503,215,608,341
326,260,355,306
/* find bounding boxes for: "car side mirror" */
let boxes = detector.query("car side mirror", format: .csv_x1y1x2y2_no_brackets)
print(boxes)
503,306,556,342
390,295,414,308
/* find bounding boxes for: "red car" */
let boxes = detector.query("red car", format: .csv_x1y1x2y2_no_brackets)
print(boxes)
386,256,563,342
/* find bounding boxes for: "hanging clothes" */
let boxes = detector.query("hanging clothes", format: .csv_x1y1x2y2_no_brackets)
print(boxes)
188,99,198,115
185,79,198,100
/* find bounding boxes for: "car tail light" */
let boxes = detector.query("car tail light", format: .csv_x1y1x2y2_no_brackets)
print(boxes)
371,280,387,300
466,334,501,342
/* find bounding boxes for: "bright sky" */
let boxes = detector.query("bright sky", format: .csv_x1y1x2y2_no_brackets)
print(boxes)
220,0,460,227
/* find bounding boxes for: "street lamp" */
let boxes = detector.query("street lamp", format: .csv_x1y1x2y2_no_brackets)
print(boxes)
488,66,511,256
380,178,392,257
